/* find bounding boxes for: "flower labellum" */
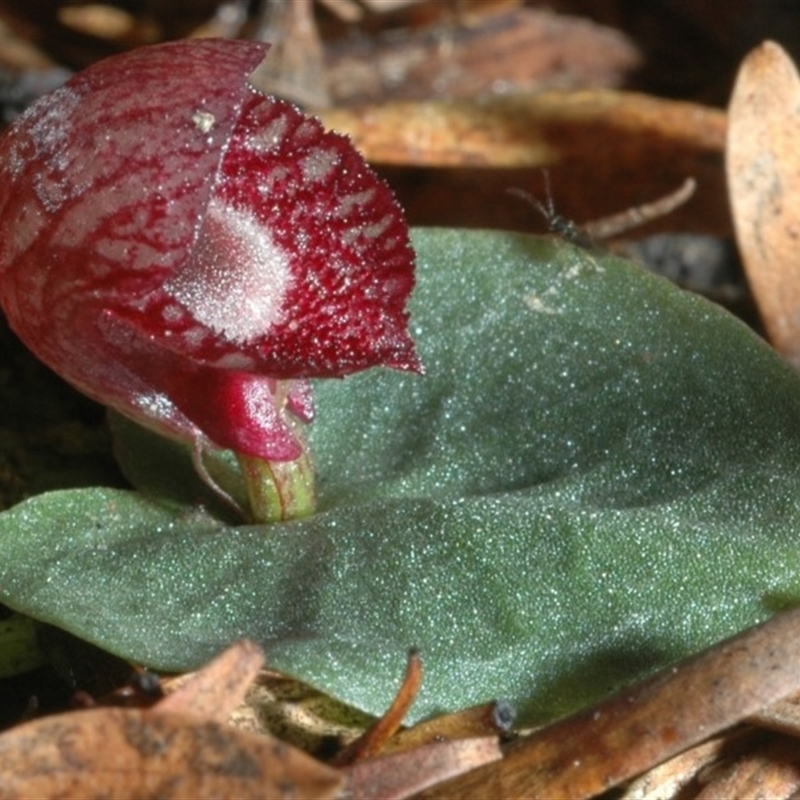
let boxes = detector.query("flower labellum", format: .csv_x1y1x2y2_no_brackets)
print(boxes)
0,39,421,521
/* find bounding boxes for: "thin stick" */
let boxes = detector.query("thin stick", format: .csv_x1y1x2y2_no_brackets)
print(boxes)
584,177,697,240
331,649,423,766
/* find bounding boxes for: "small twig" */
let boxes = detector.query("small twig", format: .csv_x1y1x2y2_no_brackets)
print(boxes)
331,649,423,766
584,177,697,240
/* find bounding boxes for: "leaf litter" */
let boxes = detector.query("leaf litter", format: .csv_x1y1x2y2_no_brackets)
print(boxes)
0,641,504,799
7,608,800,798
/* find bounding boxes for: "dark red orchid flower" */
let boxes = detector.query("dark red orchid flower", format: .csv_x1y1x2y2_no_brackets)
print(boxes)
0,39,420,471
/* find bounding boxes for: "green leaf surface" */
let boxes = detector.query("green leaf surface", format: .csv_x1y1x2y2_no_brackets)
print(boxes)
2,228,800,724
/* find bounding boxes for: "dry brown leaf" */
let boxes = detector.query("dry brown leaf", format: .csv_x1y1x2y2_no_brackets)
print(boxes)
0,706,345,799
322,91,722,168
0,15,59,69
727,40,800,367
417,607,800,799
0,641,347,798
322,92,728,236
358,0,430,12
0,640,504,800
324,7,640,105
157,639,263,723
621,725,800,800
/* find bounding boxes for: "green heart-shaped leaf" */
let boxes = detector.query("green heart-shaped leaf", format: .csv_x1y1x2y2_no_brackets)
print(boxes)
2,229,800,724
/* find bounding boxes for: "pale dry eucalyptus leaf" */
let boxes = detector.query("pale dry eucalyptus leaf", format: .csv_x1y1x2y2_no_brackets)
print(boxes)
727,40,800,366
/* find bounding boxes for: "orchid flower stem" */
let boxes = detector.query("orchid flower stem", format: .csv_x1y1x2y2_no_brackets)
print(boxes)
236,451,315,524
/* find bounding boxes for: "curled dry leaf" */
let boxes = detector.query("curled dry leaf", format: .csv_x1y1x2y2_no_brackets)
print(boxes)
727,40,800,367
157,639,264,723
620,726,800,800
417,607,800,800
0,641,343,799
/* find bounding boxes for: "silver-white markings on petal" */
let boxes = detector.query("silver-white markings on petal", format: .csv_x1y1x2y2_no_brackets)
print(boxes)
166,198,293,344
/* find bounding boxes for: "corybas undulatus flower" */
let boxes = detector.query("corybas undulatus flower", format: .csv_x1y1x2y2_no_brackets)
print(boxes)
0,39,421,522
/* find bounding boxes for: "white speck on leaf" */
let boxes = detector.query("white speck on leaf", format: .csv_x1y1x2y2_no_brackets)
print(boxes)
524,291,560,314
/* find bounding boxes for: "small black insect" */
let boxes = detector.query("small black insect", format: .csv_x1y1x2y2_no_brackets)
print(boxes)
508,171,596,249
510,172,697,248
